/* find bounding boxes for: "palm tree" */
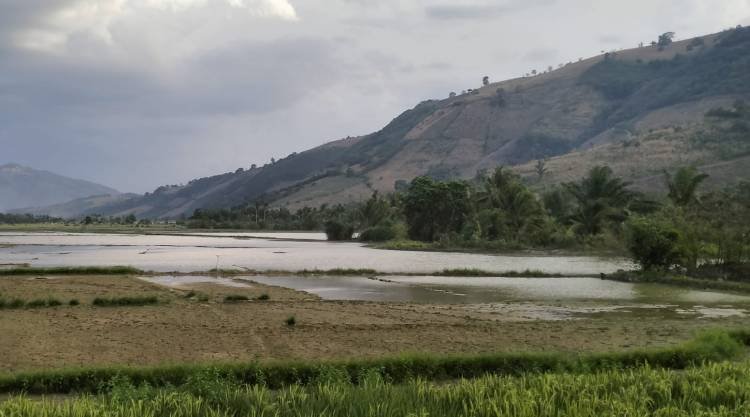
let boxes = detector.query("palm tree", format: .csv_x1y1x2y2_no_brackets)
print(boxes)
665,167,709,206
477,168,545,241
564,166,634,235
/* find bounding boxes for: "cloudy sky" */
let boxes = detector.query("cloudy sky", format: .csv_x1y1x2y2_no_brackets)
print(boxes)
2,0,749,192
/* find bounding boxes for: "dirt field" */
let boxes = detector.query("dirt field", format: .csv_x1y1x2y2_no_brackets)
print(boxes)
0,275,745,373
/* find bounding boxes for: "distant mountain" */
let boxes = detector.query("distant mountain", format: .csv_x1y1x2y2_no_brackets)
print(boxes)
0,163,120,212
87,27,750,218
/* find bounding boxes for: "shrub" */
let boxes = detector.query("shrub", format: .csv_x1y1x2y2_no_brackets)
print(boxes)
285,316,296,326
627,217,682,271
9,299,24,309
223,295,249,303
92,296,159,307
184,291,197,299
359,224,397,242
256,294,270,301
68,299,80,306
324,221,354,241
26,299,48,309
47,298,63,307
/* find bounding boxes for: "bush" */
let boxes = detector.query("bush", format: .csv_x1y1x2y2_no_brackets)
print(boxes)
223,295,249,303
627,217,681,270
47,298,63,307
68,299,80,306
256,294,270,301
285,316,296,326
92,296,159,307
26,299,48,309
359,224,398,242
325,221,354,241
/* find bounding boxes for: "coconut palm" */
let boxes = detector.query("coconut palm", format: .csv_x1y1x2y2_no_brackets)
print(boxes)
665,167,709,206
477,168,545,241
564,166,634,235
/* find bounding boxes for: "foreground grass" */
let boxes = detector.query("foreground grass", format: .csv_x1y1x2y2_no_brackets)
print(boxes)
0,330,747,395
4,361,750,416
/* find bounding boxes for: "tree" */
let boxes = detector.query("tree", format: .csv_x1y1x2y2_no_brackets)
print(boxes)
357,192,392,230
401,176,471,242
657,32,675,49
665,167,709,207
476,168,545,242
627,216,681,271
482,76,490,86
535,159,547,181
564,166,634,235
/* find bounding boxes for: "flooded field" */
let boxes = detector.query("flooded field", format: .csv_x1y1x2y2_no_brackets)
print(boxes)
0,232,632,274
1,231,748,373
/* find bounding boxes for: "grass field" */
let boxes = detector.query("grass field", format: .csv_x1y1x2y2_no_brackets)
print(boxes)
3,360,750,416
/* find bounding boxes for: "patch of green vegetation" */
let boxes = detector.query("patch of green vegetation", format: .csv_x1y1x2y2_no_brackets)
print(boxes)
8,360,750,416
0,330,745,395
256,294,270,301
605,270,750,294
0,297,74,310
285,315,296,326
223,295,249,303
0,266,142,276
436,268,564,278
92,296,159,307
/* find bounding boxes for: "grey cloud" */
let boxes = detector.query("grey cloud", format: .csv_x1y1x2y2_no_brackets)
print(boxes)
425,0,556,20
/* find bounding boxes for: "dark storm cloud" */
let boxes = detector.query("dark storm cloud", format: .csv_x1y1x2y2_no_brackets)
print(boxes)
1,0,747,192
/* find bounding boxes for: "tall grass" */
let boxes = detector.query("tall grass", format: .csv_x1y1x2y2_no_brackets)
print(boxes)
0,266,142,276
0,329,745,395
4,361,750,416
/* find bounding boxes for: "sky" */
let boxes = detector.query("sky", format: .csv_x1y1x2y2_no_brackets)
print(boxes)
1,0,749,193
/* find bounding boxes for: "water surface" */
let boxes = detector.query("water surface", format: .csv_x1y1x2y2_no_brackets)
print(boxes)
0,232,632,274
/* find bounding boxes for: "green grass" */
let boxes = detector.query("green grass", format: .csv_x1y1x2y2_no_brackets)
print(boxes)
0,266,142,276
605,270,750,294
91,296,159,307
5,360,750,416
0,329,745,395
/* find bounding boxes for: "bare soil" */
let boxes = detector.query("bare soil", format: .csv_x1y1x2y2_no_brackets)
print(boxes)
0,275,743,373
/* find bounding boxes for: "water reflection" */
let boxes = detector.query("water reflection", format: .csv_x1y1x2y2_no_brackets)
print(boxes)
0,232,632,274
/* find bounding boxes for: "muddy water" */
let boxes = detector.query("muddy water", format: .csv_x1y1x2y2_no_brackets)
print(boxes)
0,232,632,274
248,275,750,305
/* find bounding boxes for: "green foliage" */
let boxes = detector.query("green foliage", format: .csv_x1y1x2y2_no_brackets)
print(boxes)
92,296,159,307
564,166,635,236
256,294,270,301
285,316,296,326
627,216,682,270
324,220,355,241
8,361,750,416
665,166,709,206
476,168,546,243
359,224,399,242
402,176,472,242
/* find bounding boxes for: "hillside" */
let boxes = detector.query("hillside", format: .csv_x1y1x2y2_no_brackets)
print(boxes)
0,164,120,212
40,27,750,219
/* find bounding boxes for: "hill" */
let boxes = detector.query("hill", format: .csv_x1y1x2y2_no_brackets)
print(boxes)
0,164,120,212
52,27,750,218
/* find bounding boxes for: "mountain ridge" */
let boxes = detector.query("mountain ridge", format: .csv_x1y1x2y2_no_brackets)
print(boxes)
19,27,750,218
0,163,120,212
